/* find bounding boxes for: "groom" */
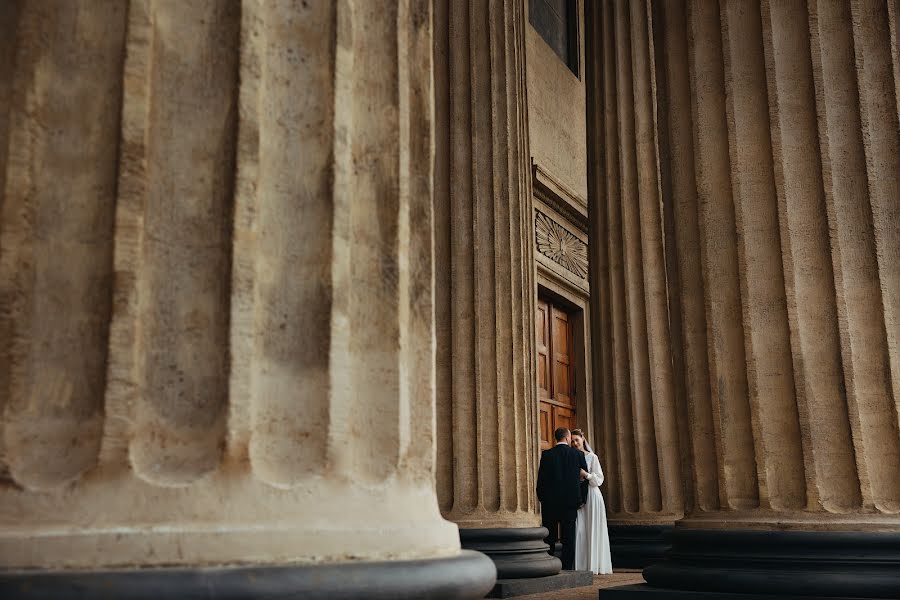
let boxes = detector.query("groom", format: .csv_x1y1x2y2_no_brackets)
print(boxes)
536,427,588,571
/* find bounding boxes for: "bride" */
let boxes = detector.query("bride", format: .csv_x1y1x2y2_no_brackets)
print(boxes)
571,429,612,574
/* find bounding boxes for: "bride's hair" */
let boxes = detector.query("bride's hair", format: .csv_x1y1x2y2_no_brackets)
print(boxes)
570,429,594,454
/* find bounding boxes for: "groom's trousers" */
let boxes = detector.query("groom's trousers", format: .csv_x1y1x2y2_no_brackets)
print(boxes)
542,508,577,570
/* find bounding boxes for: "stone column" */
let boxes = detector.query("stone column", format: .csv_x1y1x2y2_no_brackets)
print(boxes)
433,0,560,582
0,2,495,598
584,0,688,568
590,0,900,597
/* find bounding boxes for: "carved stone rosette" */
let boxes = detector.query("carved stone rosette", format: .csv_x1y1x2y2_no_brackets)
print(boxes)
535,211,589,281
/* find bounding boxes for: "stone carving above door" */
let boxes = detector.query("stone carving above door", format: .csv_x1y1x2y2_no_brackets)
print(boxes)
535,210,588,280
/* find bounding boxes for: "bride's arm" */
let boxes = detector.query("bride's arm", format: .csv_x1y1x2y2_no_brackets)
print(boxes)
587,455,604,487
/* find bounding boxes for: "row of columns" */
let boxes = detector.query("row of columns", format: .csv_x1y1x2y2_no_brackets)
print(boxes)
588,0,899,596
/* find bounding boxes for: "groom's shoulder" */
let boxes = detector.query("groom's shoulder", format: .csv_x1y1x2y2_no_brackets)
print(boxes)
542,445,561,457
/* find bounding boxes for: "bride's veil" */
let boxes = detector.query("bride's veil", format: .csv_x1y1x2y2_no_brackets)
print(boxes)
583,439,594,455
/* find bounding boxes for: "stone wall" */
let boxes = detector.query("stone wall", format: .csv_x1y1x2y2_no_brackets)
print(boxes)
526,0,588,206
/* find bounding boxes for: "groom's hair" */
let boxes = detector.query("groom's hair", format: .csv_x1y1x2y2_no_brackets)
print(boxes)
554,427,570,442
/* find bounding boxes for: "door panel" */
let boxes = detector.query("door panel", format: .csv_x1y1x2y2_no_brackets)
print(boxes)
550,307,575,407
553,362,572,405
553,405,576,434
539,401,552,451
536,299,551,401
536,296,579,449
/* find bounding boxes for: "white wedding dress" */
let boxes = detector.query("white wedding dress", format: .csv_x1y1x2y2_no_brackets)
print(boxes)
575,451,612,574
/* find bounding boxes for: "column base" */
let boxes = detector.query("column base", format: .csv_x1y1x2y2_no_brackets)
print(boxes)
606,528,900,599
488,570,593,598
0,550,497,600
608,524,673,568
460,527,562,579
601,583,870,599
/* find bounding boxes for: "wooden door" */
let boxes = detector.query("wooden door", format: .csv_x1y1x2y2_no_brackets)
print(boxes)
537,298,577,450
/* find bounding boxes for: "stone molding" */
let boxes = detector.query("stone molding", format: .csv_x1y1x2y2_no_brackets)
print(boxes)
532,161,589,232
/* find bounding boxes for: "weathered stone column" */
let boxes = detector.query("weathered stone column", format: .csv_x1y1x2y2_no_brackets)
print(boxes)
584,0,688,568
590,0,900,597
0,2,495,598
433,0,562,584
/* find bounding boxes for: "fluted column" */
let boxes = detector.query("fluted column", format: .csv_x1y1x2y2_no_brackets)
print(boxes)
585,0,688,567
591,1,900,597
647,0,900,525
433,0,557,582
0,2,495,597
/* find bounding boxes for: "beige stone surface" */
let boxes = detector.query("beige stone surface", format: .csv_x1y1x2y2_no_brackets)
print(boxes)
433,0,540,530
583,0,684,527
1,0,127,493
586,0,900,532
0,0,460,570
526,0,588,203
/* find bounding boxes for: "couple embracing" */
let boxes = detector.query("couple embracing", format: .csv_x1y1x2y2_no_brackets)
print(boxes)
536,427,612,575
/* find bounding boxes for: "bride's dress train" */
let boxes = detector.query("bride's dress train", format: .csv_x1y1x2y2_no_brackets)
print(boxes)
575,452,612,574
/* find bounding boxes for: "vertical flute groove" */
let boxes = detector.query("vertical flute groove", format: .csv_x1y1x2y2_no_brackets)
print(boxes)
654,0,719,513
850,0,900,512
811,0,900,513
433,0,454,513
245,0,335,487
330,0,405,483
630,0,683,516
127,0,238,487
685,0,758,509
1,1,126,490
850,0,900,438
471,0,500,512
0,0,23,479
762,0,860,512
586,0,621,515
491,0,515,513
398,0,436,478
720,0,805,510
447,0,478,514
889,0,900,119
616,0,662,514
603,0,639,514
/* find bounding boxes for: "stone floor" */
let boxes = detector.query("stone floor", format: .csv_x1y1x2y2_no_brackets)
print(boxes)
517,570,645,600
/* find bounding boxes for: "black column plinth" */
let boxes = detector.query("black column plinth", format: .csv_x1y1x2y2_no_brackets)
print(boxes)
604,528,900,599
459,527,561,579
0,550,497,600
608,524,673,568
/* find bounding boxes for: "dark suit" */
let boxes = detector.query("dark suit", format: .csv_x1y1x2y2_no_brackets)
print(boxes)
536,442,588,570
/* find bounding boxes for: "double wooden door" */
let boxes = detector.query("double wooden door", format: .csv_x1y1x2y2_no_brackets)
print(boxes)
536,298,577,451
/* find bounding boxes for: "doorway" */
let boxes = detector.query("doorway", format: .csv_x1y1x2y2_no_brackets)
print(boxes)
536,296,578,450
